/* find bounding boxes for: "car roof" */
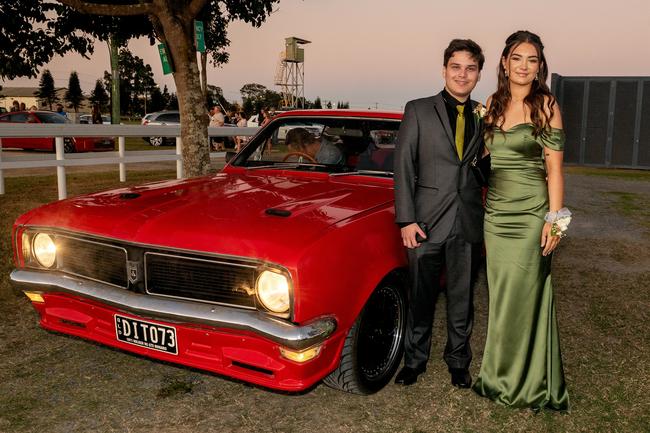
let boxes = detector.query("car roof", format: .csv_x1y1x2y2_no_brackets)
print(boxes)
272,109,402,120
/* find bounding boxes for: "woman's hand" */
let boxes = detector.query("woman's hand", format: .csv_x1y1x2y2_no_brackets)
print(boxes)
540,222,561,256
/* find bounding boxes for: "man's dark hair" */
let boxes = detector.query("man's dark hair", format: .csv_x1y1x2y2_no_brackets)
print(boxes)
443,39,485,70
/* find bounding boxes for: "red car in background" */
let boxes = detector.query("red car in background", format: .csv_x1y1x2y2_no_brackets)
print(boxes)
11,110,408,395
0,111,115,152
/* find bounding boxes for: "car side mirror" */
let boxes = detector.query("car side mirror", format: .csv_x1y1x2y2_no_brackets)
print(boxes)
225,151,236,163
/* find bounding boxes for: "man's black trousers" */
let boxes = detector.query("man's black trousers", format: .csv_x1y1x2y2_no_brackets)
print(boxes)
403,221,481,371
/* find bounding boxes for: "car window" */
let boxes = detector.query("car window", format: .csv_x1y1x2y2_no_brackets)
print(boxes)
36,112,68,124
232,116,400,175
157,113,179,122
6,113,29,123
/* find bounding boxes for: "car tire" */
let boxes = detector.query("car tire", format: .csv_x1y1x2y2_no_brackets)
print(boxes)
149,136,163,146
323,275,407,394
63,138,75,153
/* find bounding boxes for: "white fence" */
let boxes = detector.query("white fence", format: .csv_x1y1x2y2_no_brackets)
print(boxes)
0,124,258,199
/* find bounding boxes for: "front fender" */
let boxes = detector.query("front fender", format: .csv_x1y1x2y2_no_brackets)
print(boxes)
292,204,407,333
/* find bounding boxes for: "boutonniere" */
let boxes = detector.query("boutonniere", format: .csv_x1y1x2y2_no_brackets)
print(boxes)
473,103,487,121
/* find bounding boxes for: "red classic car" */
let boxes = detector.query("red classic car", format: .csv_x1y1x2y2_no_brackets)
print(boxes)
11,110,408,394
0,111,115,152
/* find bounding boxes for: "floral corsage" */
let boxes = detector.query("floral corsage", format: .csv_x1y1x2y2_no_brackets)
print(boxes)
473,103,487,121
544,208,572,238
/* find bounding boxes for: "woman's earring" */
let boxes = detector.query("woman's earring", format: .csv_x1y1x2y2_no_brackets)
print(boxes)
504,69,509,78
534,73,539,81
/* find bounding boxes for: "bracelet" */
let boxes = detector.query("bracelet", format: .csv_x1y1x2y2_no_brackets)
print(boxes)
544,207,572,238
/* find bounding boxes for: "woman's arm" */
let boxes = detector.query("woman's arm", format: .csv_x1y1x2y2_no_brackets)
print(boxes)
541,99,565,256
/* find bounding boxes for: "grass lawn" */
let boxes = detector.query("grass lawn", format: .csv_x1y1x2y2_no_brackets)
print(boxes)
0,168,648,433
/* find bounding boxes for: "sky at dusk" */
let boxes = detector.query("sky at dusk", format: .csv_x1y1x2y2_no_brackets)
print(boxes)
4,0,650,110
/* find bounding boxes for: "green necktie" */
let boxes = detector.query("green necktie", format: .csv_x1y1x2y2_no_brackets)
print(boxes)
455,104,465,160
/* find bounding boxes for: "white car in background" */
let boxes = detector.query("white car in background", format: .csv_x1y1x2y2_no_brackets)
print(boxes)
141,110,180,146
247,114,261,127
78,114,111,125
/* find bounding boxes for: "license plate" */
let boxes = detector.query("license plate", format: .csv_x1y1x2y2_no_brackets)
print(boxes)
114,314,178,355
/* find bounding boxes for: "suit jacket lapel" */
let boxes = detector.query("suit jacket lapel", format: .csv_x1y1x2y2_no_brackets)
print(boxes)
432,93,456,151
462,101,482,162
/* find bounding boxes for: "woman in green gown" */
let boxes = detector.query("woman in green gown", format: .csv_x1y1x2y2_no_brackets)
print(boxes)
472,31,570,411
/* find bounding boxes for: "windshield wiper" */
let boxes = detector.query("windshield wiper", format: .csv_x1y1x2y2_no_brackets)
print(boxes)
245,162,328,170
330,169,394,177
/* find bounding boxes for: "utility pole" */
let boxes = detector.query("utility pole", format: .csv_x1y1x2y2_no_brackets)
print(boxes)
108,36,120,124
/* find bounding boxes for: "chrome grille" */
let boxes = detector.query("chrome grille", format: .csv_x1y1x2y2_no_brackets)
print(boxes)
56,236,128,288
145,252,257,308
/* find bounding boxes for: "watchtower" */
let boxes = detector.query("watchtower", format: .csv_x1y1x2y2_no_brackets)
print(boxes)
275,37,311,109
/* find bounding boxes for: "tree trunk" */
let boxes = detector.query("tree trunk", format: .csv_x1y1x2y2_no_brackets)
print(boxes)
158,13,210,177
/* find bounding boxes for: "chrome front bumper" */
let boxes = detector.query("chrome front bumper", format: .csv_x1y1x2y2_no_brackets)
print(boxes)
10,269,336,351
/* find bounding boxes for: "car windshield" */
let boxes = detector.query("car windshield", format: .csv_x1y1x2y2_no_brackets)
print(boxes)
231,116,399,176
36,112,69,124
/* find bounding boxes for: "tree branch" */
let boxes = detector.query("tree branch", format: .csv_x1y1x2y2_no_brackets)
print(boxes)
57,0,153,16
186,0,210,19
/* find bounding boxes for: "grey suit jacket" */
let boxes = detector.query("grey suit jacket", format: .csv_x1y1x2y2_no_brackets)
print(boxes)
394,92,484,243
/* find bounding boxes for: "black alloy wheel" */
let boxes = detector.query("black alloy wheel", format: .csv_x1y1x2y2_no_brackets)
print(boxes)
149,136,163,146
324,276,406,394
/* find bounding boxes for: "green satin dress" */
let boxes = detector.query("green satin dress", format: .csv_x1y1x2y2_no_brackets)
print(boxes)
472,123,569,411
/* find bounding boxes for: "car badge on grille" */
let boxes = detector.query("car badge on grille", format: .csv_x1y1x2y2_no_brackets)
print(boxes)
127,261,142,284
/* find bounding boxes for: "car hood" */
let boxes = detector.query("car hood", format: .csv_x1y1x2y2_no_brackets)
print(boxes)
20,172,394,263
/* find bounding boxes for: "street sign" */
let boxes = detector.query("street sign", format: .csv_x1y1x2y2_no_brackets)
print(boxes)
158,43,173,75
194,20,205,53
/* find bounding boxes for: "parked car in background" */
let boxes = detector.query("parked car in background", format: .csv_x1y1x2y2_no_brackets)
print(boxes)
11,110,407,395
78,114,111,125
141,110,180,146
0,111,115,152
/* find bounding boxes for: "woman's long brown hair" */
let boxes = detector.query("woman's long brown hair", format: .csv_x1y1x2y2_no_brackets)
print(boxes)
485,31,556,139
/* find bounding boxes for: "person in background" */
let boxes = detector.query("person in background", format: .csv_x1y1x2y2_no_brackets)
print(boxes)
260,108,273,152
19,102,26,111
209,106,226,151
234,111,249,152
56,104,68,118
285,127,344,165
91,104,102,124
11,100,20,111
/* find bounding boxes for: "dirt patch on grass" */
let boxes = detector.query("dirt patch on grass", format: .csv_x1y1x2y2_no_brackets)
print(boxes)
0,169,649,432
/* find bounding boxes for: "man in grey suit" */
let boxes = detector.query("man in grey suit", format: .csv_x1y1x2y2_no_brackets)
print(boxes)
393,39,485,387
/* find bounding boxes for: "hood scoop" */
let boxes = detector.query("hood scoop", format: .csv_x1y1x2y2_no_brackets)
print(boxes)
119,192,141,200
265,208,292,217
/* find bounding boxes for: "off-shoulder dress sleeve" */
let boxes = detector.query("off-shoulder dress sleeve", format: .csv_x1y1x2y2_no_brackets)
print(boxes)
538,128,565,151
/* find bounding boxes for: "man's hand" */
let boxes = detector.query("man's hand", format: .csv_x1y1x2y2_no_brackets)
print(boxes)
401,223,426,249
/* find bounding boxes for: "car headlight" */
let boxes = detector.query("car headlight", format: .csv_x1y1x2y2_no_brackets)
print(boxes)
256,270,290,313
33,233,56,268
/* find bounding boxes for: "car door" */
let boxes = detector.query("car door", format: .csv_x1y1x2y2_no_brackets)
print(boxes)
0,112,42,150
